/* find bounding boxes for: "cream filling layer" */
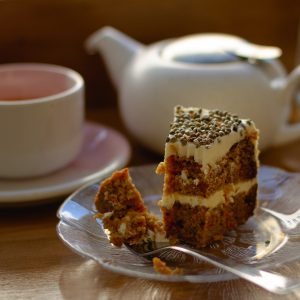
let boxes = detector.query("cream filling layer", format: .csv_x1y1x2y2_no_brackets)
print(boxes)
160,179,257,209
165,123,258,172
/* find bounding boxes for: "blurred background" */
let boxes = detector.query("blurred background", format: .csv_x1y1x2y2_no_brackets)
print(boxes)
1,0,300,110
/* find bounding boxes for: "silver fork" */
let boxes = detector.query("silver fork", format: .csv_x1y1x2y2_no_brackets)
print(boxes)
260,207,300,230
126,242,300,294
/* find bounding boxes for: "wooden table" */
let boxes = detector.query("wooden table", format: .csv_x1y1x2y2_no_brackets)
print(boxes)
1,107,300,300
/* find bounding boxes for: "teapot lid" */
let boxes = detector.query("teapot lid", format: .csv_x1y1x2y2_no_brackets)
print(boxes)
161,33,268,64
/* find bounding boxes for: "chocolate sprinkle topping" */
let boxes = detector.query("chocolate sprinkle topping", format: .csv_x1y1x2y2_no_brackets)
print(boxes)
167,106,252,147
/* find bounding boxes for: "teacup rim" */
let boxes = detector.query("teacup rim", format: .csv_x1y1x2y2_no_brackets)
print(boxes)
0,62,84,106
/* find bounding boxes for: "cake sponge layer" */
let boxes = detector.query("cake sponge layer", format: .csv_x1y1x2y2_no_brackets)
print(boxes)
161,185,257,248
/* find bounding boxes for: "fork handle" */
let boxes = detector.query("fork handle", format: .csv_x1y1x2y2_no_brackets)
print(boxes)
172,245,300,294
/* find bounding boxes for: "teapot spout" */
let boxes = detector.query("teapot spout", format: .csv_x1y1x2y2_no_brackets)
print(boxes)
85,26,143,89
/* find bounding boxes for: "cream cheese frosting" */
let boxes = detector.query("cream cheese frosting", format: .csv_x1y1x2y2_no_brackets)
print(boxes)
160,178,257,209
165,106,258,170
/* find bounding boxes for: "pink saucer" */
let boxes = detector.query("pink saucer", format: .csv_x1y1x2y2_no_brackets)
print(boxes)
0,122,131,204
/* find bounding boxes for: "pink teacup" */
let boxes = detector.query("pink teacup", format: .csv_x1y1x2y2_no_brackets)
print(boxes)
0,63,84,178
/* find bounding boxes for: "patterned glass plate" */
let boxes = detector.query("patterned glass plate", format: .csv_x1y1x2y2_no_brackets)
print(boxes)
57,164,300,283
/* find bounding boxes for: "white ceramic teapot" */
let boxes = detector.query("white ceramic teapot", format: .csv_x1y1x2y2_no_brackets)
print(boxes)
86,26,300,153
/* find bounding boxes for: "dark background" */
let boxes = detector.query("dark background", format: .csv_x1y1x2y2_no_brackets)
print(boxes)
1,0,299,110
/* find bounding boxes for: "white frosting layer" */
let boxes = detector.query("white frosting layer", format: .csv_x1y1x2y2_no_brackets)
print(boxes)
166,124,257,171
165,107,258,171
160,179,257,209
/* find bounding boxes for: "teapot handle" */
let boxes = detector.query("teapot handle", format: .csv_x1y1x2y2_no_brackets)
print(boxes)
273,65,300,146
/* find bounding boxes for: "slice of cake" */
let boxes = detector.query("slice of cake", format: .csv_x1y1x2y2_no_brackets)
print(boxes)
156,105,259,248
95,168,164,247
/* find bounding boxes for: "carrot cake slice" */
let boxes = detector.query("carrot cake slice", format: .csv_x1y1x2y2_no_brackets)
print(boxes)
156,105,259,248
95,168,165,247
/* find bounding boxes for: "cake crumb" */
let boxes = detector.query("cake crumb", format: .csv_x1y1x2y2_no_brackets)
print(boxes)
152,257,183,275
155,162,165,174
94,168,165,247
